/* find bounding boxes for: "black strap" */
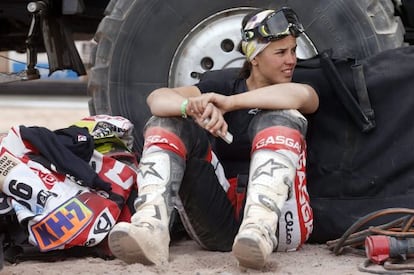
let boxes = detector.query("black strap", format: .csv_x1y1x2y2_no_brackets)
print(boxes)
351,63,375,123
320,51,376,132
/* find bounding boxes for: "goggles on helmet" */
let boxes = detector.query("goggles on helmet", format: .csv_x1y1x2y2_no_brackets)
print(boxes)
241,7,304,42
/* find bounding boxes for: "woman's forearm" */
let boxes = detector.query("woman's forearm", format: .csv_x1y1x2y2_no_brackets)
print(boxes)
147,86,201,117
147,88,184,116
231,83,318,114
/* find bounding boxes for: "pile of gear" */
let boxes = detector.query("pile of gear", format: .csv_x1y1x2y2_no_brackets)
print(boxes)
0,115,139,270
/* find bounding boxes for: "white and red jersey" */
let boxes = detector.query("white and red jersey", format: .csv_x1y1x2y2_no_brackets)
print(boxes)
0,124,137,252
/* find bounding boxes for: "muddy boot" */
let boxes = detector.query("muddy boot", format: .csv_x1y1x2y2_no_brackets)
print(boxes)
108,150,184,265
232,149,297,269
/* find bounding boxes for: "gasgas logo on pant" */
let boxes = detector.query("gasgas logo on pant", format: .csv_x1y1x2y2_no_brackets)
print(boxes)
254,135,302,153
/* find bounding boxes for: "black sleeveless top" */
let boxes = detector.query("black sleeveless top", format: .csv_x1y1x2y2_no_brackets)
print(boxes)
195,69,256,178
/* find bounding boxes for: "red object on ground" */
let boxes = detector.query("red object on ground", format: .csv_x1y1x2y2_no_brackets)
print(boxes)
365,235,391,264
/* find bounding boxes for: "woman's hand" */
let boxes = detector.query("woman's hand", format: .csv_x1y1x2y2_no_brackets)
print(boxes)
187,93,233,116
202,103,229,137
186,93,230,138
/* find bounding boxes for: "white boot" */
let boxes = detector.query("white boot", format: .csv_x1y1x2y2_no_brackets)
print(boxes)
108,150,183,265
232,149,297,269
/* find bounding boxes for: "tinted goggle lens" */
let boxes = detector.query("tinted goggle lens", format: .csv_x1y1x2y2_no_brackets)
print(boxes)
242,8,304,42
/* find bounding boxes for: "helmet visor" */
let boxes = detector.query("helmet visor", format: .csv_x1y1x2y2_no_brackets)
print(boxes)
242,7,304,42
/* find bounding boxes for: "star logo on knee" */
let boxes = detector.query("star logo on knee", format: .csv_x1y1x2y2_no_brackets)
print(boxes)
139,161,163,179
251,159,287,181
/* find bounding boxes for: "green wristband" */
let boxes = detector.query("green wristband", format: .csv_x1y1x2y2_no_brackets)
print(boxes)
180,99,189,118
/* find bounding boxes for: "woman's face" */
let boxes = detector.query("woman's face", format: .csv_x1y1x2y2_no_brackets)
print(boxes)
252,35,297,85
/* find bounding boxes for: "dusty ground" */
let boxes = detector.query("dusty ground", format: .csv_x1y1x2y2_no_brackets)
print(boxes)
0,96,372,274
2,241,368,275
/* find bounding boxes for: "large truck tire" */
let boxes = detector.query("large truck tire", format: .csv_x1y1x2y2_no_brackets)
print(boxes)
88,0,404,153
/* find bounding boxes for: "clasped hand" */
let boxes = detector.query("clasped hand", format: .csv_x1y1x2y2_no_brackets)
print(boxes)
185,93,231,138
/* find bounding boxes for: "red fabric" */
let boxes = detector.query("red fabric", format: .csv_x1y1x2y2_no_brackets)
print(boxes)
143,127,187,159
225,177,245,220
251,125,304,155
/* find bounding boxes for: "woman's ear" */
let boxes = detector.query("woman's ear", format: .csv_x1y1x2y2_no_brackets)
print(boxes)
251,58,258,66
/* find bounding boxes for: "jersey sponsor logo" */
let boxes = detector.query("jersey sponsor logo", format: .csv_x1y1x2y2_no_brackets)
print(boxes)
36,190,57,208
84,209,115,247
0,150,20,185
30,198,93,251
77,134,88,142
84,114,132,135
93,211,113,234
30,166,60,189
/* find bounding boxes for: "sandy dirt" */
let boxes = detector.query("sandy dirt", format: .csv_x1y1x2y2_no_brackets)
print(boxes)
0,97,372,274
